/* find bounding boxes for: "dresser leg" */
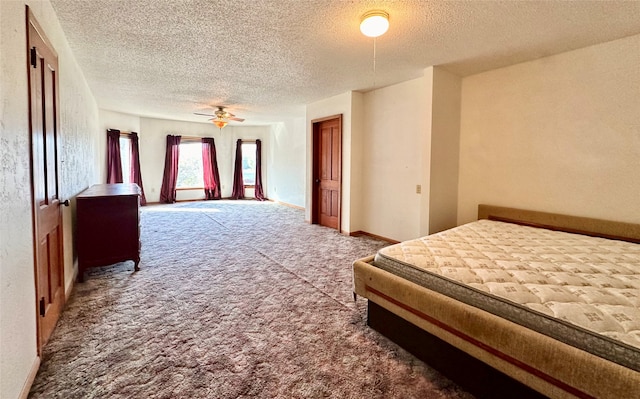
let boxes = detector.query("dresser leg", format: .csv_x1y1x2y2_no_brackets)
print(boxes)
134,260,140,271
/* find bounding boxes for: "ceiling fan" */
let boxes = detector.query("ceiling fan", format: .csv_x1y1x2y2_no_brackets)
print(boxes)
194,106,245,130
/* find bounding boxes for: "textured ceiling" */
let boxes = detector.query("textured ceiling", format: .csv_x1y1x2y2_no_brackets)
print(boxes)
50,0,640,125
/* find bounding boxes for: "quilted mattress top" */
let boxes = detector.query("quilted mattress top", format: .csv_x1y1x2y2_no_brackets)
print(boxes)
377,219,640,353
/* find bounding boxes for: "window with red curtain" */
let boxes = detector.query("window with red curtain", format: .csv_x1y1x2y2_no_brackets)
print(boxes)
159,135,182,203
231,139,245,200
107,129,147,205
231,139,266,201
202,137,221,200
255,139,265,201
240,142,256,186
129,132,147,205
106,129,123,184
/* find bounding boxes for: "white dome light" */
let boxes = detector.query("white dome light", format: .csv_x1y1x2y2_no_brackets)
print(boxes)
360,10,389,38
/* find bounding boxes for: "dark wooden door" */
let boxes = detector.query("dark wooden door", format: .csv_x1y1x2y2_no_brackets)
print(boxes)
27,8,65,351
312,116,342,230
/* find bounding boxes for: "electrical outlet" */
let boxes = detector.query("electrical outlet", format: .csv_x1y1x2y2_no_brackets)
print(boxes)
416,184,421,194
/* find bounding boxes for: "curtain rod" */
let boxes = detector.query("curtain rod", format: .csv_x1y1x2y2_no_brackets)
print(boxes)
108,128,132,135
180,135,208,141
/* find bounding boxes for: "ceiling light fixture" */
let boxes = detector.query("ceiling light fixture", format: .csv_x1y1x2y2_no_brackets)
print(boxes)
360,10,389,89
360,10,389,38
213,119,228,130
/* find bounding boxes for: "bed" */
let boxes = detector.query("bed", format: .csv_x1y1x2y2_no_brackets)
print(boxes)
352,205,640,399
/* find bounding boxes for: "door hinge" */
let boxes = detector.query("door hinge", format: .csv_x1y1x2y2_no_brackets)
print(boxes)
30,47,37,68
39,297,45,317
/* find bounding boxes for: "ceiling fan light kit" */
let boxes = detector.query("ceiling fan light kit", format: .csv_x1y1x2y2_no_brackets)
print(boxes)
360,10,389,38
213,119,228,130
194,106,244,131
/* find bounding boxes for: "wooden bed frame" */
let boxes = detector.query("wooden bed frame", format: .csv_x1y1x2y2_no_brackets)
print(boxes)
352,205,640,399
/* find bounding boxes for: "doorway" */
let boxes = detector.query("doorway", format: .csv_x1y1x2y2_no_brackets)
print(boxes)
27,6,65,353
311,115,342,231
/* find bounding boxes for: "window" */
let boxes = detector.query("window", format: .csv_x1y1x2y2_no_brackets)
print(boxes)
176,142,204,188
241,142,256,186
119,136,131,183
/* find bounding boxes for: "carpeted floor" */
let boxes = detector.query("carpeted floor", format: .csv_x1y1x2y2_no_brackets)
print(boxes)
29,200,474,399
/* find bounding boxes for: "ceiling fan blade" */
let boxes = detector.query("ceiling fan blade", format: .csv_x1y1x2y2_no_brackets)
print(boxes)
196,109,243,122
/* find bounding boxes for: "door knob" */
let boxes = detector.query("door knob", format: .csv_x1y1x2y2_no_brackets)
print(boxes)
315,179,320,184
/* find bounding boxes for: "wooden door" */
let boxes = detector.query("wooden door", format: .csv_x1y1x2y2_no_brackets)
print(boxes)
312,116,342,230
27,7,65,351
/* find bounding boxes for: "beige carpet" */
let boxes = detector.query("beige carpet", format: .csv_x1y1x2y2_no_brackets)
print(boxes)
29,200,474,399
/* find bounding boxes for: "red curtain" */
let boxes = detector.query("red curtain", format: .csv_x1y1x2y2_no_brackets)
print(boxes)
202,138,221,200
130,132,147,205
106,129,123,183
159,135,181,203
230,139,245,200
254,139,265,201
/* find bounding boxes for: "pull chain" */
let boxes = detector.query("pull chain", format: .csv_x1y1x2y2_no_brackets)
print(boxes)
373,37,377,89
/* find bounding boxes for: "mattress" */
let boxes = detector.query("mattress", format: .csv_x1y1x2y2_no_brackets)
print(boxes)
373,219,640,371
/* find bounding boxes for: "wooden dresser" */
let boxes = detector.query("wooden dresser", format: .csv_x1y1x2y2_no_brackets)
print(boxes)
76,183,141,282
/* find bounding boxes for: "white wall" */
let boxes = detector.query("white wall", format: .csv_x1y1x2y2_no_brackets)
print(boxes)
0,1,99,398
349,92,365,233
269,117,306,207
458,33,640,225
360,77,426,241
429,68,462,234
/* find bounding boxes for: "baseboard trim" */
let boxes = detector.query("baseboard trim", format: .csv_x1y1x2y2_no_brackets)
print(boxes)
65,259,77,300
350,230,399,244
19,355,41,399
274,200,304,210
146,197,269,206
